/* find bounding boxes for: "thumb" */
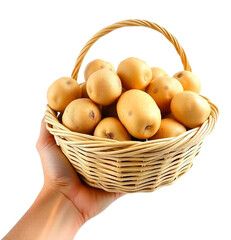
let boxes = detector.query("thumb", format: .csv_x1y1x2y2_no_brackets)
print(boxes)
36,117,56,154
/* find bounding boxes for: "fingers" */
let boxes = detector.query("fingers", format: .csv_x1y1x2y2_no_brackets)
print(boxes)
36,116,83,192
36,116,56,154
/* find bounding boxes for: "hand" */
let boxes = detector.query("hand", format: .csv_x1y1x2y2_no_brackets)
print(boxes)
3,117,124,240
36,117,124,227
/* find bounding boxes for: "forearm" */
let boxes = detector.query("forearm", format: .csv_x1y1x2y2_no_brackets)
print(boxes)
3,186,83,240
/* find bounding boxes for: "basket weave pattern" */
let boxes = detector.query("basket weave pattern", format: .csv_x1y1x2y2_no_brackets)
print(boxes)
45,19,218,193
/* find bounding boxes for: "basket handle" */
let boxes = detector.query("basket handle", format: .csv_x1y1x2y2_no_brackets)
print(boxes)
71,19,192,80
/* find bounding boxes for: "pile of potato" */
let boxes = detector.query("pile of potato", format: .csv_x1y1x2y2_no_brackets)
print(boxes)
47,57,211,141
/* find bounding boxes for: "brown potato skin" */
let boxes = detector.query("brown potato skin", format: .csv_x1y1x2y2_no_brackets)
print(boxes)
86,69,122,106
149,118,186,140
151,67,168,82
47,77,81,112
62,98,101,134
173,70,201,94
80,82,89,98
84,59,115,81
146,75,183,114
170,91,211,128
117,89,161,139
94,117,131,141
117,57,152,90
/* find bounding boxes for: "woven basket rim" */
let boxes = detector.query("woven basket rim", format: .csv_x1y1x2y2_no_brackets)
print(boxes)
45,95,218,150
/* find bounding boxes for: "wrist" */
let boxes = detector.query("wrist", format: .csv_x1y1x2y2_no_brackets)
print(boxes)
41,184,85,230
3,185,84,240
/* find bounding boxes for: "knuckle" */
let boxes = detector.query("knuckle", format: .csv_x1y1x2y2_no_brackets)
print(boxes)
36,139,41,152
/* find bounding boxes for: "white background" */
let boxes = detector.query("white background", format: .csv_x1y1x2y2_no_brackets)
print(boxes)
0,0,230,239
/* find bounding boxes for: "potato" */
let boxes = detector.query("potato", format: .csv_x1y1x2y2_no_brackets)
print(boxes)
173,70,201,93
151,67,168,82
117,57,152,90
84,59,115,81
149,118,186,140
62,98,101,134
117,89,161,139
171,91,211,128
47,77,81,112
146,75,183,114
94,117,131,141
87,69,122,106
80,82,89,98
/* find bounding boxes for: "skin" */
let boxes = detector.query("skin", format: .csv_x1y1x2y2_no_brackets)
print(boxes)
47,77,81,112
62,98,101,134
94,117,131,141
86,69,122,106
117,90,161,139
117,57,152,90
173,71,201,94
84,59,116,81
146,75,183,114
3,117,124,240
151,67,168,82
171,91,211,128
149,118,186,140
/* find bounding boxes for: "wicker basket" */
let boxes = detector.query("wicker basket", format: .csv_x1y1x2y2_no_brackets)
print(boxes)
45,19,219,193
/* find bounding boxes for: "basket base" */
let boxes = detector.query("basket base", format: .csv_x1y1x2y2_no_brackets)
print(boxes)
76,162,194,193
